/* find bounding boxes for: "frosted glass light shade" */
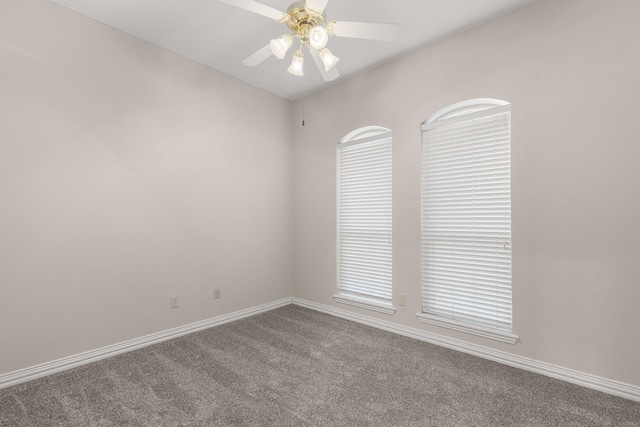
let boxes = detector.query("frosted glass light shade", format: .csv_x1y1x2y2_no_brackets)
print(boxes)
309,26,328,49
319,48,339,71
287,50,304,76
270,35,293,59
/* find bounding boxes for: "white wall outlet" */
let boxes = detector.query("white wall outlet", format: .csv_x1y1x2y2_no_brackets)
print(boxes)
170,295,180,309
399,293,407,306
213,289,221,300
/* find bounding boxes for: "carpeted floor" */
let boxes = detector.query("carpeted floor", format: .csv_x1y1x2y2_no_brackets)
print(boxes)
1,305,639,426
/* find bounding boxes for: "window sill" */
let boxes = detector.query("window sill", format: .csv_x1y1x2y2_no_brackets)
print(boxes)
333,294,396,315
416,313,519,344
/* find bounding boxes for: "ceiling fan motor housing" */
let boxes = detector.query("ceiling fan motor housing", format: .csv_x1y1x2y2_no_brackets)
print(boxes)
285,1,326,42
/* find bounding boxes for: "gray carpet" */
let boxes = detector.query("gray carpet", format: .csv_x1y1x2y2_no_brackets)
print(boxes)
1,305,639,426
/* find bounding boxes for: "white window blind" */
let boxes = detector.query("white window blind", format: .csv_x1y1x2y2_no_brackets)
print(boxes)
419,102,516,342
336,129,393,313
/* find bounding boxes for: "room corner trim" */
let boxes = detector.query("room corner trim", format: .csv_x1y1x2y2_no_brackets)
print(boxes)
0,297,293,390
292,297,640,403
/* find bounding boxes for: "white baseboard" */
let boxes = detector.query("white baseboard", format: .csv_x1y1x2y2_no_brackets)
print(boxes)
4,296,639,404
292,297,640,403
0,297,293,390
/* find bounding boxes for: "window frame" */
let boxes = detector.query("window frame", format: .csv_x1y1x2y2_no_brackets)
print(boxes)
334,126,395,315
417,99,518,344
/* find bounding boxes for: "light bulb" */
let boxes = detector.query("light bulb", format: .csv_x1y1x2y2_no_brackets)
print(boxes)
309,26,328,50
318,48,339,71
287,50,304,76
269,35,293,59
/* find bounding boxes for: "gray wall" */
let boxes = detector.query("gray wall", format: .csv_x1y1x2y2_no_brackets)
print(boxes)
1,0,293,375
2,0,640,392
292,0,640,388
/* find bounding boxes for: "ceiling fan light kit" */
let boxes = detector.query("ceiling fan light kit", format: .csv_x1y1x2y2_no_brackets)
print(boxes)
287,49,305,76
318,47,338,71
270,34,294,59
219,0,399,81
273,1,335,76
309,26,328,49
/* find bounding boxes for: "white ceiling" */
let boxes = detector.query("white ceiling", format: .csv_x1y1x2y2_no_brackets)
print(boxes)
49,0,535,100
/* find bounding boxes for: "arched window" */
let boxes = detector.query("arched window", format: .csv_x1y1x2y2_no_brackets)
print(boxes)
334,126,394,315
418,99,518,343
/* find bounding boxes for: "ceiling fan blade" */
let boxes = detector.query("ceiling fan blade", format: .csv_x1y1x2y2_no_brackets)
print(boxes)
242,44,273,66
218,0,286,21
329,21,399,42
305,0,330,13
309,48,340,82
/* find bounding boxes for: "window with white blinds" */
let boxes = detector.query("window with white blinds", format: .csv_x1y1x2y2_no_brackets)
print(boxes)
418,100,518,344
335,127,394,315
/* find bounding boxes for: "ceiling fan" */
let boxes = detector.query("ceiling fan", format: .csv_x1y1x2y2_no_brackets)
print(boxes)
218,0,399,81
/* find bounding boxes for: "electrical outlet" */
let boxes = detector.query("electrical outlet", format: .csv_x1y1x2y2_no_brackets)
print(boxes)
399,294,407,306
170,295,180,309
213,289,221,300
